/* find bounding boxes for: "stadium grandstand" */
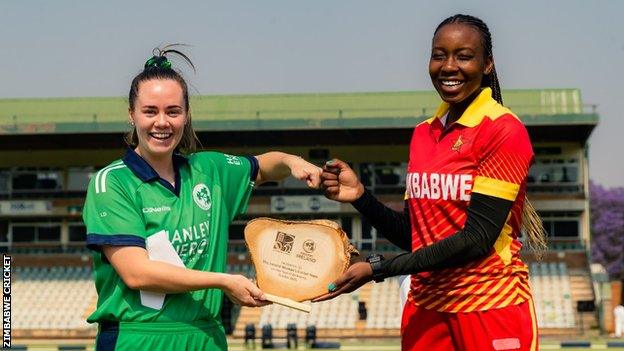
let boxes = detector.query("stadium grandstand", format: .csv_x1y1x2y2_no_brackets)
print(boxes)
0,88,604,343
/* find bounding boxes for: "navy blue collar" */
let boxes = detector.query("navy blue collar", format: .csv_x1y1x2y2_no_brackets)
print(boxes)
122,148,188,196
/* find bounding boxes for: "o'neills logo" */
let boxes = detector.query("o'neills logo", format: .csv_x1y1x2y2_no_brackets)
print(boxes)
406,172,472,201
142,205,172,213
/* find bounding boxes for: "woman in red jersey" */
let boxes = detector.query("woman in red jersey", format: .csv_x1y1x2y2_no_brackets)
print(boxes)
314,14,545,351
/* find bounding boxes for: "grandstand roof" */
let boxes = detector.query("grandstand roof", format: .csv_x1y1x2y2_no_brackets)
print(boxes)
0,89,597,135
0,89,597,150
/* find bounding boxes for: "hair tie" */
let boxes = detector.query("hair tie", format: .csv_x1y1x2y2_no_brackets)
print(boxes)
144,55,172,70
142,45,195,73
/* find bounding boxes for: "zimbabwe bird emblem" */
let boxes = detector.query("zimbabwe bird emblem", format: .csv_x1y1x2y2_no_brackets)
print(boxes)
451,135,463,152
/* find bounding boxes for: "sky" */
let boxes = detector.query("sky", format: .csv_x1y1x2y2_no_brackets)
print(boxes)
1,1,623,187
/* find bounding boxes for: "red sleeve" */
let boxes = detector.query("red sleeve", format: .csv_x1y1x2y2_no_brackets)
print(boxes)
472,115,534,201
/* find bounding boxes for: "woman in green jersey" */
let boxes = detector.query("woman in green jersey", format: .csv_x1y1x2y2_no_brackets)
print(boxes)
83,47,322,351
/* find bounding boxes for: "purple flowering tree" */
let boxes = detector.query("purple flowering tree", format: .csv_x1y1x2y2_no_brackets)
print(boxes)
590,181,624,279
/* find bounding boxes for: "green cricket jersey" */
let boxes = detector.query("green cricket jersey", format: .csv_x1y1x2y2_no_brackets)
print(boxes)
83,148,255,325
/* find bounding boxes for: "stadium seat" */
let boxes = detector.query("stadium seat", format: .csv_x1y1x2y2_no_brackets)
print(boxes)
257,293,358,330
13,266,97,331
528,262,576,328
365,278,402,329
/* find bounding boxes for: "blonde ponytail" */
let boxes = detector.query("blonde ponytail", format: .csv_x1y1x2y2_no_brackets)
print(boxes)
521,196,548,260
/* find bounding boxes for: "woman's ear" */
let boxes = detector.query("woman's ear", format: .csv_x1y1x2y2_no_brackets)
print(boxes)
128,108,135,126
484,57,494,75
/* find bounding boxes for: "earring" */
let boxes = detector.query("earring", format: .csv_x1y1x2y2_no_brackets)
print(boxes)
129,121,135,127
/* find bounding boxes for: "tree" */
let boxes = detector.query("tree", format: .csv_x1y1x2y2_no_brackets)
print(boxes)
590,181,624,279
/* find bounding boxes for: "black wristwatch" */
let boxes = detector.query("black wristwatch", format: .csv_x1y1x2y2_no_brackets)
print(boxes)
366,253,386,283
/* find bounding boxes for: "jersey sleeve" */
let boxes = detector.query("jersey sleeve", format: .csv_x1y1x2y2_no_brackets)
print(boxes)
472,115,534,201
83,172,146,252
200,152,255,220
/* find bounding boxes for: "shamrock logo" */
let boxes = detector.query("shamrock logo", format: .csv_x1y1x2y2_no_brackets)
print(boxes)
192,184,212,211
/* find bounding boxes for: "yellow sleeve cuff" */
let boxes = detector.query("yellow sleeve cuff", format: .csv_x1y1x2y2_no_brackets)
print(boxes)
472,176,519,201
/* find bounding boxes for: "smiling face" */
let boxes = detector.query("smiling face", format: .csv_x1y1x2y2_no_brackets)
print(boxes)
129,79,187,160
429,23,493,106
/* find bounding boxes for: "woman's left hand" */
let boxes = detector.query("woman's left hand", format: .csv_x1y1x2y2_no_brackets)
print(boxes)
285,155,323,188
222,274,272,308
311,262,373,302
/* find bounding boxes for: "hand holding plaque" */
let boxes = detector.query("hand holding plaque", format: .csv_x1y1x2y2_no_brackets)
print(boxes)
244,217,359,312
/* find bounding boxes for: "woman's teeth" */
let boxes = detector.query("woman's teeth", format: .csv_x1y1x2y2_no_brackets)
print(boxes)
150,133,172,140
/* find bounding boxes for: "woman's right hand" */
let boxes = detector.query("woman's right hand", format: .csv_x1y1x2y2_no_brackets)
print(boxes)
311,262,373,302
221,274,271,307
322,159,365,203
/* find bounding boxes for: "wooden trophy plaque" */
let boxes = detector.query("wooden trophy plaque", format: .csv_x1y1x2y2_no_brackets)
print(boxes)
244,217,358,312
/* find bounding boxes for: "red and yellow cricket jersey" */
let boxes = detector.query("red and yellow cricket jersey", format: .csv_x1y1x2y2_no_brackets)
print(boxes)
406,88,534,313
